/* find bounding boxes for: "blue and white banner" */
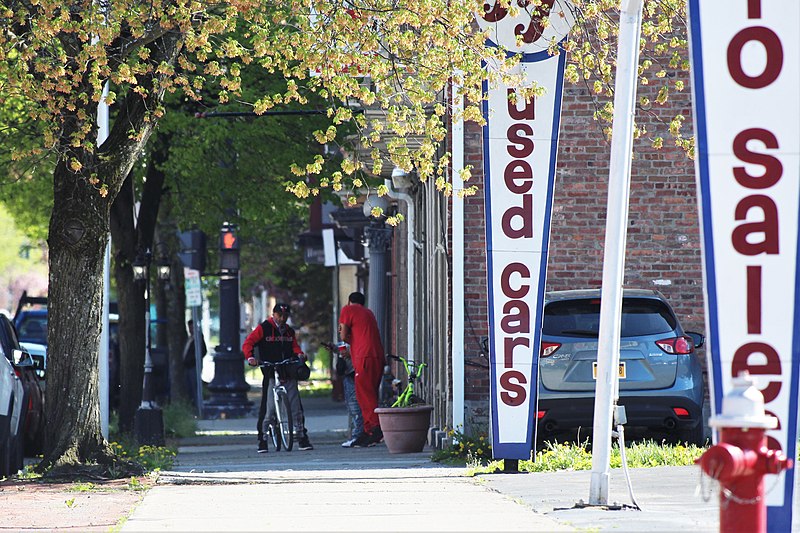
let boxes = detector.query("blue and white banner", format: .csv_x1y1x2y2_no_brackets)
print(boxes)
479,0,574,459
688,1,799,530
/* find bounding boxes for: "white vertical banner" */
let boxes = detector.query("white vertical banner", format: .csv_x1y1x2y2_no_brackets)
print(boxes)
688,1,800,530
479,0,574,459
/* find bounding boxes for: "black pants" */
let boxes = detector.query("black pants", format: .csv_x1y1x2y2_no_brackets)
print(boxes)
257,373,269,441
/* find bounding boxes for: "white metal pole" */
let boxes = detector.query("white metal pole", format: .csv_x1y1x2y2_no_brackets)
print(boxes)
589,0,644,506
98,81,110,439
451,82,466,432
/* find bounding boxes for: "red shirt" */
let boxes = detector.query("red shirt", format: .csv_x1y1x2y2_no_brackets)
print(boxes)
242,317,302,360
339,303,384,365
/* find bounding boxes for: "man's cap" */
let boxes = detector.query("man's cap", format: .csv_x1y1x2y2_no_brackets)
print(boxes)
273,303,291,315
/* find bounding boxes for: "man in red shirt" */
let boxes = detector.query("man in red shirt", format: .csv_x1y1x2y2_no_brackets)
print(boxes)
338,291,385,446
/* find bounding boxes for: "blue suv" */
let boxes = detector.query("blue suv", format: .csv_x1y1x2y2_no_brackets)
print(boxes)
537,289,706,446
13,292,48,346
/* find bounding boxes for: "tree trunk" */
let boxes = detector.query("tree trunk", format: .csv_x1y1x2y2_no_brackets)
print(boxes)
156,197,191,404
41,159,115,471
167,265,190,403
38,30,182,474
110,174,146,433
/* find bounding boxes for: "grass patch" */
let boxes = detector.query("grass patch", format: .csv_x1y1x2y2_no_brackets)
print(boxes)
107,400,198,474
67,482,99,492
432,431,493,466
162,400,199,439
244,365,261,384
433,430,706,475
107,439,176,473
17,464,43,480
299,380,333,398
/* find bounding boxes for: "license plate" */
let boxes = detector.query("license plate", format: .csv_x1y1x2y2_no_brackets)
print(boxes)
592,361,626,379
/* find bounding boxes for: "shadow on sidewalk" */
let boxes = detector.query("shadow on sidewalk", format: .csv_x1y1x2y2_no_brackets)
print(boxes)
173,392,447,477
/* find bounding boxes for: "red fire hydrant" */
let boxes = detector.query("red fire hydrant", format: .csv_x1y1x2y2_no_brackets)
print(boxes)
696,372,793,533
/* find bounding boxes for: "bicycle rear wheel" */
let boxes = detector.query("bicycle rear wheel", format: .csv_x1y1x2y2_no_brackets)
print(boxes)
275,389,294,451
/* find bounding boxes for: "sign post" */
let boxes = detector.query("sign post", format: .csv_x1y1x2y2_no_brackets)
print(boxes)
589,0,644,505
185,268,204,418
688,1,800,530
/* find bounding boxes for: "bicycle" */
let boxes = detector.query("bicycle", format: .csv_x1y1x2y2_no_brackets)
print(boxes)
386,354,426,407
259,357,301,451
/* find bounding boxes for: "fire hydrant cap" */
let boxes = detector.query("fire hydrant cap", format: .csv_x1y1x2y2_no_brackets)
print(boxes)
709,372,778,429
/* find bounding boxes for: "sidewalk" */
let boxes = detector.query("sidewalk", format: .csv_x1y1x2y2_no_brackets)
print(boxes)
120,395,729,532
124,395,573,532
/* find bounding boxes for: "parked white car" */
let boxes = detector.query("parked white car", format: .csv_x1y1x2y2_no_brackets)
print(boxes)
20,342,46,381
0,351,25,477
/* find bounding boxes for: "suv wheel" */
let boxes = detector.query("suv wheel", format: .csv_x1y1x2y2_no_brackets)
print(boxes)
678,421,706,447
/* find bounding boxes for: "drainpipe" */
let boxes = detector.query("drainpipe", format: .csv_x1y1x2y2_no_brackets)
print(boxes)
385,170,415,364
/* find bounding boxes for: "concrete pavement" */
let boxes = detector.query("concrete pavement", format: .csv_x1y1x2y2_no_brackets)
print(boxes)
120,395,734,532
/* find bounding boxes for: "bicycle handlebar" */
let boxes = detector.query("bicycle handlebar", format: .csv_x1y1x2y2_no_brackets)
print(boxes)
258,357,302,368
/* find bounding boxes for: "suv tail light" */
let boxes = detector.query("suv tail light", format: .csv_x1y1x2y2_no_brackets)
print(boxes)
655,336,694,355
672,407,690,418
541,342,561,358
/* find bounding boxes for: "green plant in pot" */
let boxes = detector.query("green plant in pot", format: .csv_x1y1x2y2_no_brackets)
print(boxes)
375,356,433,454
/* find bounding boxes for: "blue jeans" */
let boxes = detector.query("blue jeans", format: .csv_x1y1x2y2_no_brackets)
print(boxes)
343,373,363,438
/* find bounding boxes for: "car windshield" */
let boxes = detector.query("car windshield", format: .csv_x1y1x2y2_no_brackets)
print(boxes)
543,297,677,338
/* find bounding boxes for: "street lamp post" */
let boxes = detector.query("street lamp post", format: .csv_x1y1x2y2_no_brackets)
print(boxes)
133,248,170,446
204,223,253,418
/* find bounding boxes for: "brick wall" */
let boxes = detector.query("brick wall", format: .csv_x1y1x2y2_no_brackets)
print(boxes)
460,70,706,429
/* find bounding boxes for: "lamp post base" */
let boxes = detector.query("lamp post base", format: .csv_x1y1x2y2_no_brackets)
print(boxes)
202,396,254,419
205,349,253,419
134,406,165,446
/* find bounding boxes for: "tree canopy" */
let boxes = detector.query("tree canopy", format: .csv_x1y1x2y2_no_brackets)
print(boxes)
2,1,690,204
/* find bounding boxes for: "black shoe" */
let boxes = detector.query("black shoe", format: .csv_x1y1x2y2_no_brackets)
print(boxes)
298,436,314,451
370,427,384,444
257,440,268,453
352,433,375,448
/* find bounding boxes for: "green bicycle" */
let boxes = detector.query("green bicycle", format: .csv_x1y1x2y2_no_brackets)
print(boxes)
387,354,426,408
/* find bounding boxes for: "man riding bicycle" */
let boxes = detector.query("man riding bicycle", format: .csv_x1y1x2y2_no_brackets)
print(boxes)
242,302,313,452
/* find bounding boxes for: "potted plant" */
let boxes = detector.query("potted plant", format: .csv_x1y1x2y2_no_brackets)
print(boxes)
374,356,433,454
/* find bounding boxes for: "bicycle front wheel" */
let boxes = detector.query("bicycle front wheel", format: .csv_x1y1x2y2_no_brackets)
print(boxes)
268,422,281,452
275,389,294,451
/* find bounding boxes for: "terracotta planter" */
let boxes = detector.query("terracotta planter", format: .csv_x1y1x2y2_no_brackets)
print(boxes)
374,405,433,454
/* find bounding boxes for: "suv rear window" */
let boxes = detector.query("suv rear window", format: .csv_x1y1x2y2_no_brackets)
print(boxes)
17,316,48,344
543,298,677,338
